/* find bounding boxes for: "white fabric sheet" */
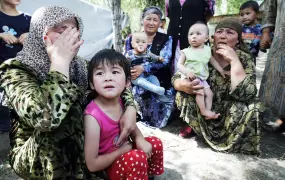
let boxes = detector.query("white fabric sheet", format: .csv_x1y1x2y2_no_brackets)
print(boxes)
19,0,129,60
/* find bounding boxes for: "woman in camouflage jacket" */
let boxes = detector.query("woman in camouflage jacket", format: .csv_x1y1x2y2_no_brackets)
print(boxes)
0,6,136,179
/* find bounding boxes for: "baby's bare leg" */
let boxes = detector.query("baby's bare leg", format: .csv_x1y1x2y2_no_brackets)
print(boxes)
196,89,206,113
196,89,219,120
204,88,213,111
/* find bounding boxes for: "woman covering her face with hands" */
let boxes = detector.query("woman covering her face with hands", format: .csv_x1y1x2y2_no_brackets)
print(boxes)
172,18,262,155
0,6,136,179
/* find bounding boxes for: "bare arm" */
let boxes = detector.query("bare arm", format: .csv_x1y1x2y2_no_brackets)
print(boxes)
177,52,196,80
130,125,152,159
172,72,204,95
177,52,188,75
116,89,137,145
260,27,273,50
148,52,163,62
260,0,277,49
216,45,246,90
230,58,246,90
84,115,132,172
117,106,137,145
130,125,144,142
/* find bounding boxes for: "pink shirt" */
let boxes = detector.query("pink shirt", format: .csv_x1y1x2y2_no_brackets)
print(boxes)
84,99,123,155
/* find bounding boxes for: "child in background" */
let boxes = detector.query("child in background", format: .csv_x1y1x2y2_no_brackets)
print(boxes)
0,0,31,132
239,1,262,61
158,18,167,34
125,31,170,102
84,49,164,180
178,22,227,120
0,0,31,64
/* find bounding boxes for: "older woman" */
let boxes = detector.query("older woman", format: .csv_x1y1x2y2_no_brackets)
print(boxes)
172,18,262,155
125,6,174,128
0,6,136,179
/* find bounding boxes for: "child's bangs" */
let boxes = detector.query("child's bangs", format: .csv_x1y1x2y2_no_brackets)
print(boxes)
92,57,123,70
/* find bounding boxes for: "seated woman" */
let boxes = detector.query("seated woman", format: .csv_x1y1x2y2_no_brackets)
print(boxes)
172,18,262,155
125,6,174,128
0,6,136,179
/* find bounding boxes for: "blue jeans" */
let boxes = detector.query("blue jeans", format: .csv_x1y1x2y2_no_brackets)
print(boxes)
132,75,165,95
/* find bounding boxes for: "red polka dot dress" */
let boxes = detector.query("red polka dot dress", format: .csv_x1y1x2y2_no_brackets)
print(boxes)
107,136,164,180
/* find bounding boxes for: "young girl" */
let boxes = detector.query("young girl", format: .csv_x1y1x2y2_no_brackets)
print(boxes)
177,22,228,120
84,49,164,180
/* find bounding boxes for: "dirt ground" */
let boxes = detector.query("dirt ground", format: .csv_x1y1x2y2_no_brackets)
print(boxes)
1,51,285,180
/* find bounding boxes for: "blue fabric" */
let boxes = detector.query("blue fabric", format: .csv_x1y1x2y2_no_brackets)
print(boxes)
125,36,173,74
125,49,153,67
242,24,262,58
242,24,274,58
143,38,172,74
144,75,160,86
0,11,31,63
132,75,165,95
132,75,161,87
125,36,175,128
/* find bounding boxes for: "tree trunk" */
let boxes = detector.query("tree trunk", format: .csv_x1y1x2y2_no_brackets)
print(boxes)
111,0,123,52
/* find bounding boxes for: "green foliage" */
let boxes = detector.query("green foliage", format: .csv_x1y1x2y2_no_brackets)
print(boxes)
121,25,131,39
215,0,261,15
121,0,164,32
87,0,164,33
130,0,164,10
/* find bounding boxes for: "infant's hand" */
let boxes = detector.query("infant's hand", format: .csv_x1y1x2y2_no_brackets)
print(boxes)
187,71,196,81
159,57,164,62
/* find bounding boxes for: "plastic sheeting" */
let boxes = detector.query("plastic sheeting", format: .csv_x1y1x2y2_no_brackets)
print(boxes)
18,0,129,60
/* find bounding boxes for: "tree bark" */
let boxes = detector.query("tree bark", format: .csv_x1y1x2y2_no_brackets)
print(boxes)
110,0,123,52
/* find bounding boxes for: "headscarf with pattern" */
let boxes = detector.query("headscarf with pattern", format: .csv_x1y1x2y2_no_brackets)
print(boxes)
215,17,250,54
17,6,88,93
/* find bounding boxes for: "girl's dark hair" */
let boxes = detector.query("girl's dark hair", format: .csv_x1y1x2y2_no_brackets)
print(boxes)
88,49,131,85
87,49,131,101
240,1,259,13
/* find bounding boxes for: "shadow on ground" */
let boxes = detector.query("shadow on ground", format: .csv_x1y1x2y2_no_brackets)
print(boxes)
156,167,183,180
146,115,285,180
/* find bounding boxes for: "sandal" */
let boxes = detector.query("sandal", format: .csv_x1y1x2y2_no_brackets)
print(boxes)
179,126,192,138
